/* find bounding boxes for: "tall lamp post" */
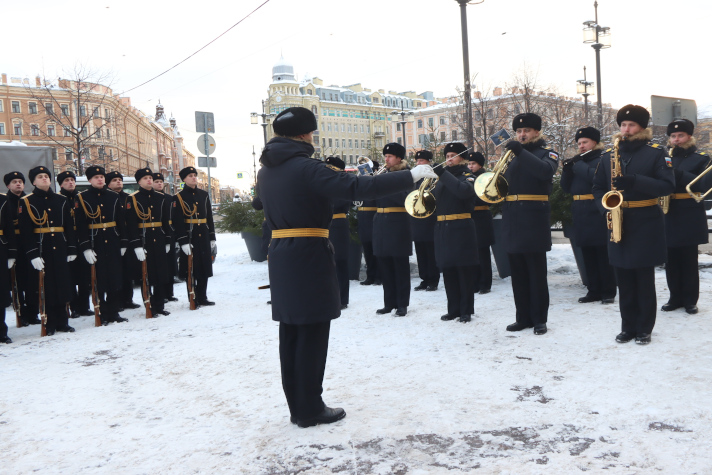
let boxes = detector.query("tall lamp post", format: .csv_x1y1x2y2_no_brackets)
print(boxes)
455,0,484,151
576,66,594,121
252,146,257,188
391,104,414,152
583,1,611,130
251,100,275,146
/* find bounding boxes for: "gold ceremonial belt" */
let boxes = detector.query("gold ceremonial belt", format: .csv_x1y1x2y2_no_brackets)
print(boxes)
138,222,163,229
437,213,472,222
670,193,697,200
185,218,207,224
332,213,347,219
621,199,659,208
473,206,490,211
505,195,549,202
14,229,20,234
0,230,3,235
573,194,594,200
34,227,64,234
377,207,407,213
358,207,377,212
88,221,117,230
272,228,329,239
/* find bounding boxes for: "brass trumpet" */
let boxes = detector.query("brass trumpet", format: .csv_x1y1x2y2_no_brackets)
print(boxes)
685,162,712,203
474,149,514,203
602,137,623,243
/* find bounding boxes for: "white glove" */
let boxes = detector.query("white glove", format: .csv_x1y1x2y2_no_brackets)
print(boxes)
7,258,15,269
181,244,192,256
134,248,146,261
210,240,217,253
410,164,438,183
166,244,171,253
83,249,97,265
31,257,44,271
121,248,126,256
67,255,77,262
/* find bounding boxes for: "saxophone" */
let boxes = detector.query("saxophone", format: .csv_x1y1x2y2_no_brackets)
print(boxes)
601,138,624,243
659,147,673,214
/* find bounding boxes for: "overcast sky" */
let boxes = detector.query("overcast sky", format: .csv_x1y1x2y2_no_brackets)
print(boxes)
6,0,710,189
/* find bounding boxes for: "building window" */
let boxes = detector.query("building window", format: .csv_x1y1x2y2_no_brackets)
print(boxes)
341,124,345,132
428,118,434,127
396,123,401,131
397,137,402,145
13,123,22,135
342,139,346,148
347,124,352,133
11,101,20,113
417,119,423,129
81,128,88,137
93,107,100,118
96,128,102,138
65,148,73,161
30,124,40,136
29,102,38,114
367,125,370,133
308,89,313,95
327,123,331,132
440,131,446,141
487,108,494,119
476,127,482,137
312,105,318,115
105,108,110,118
106,128,110,139
439,116,446,125
361,140,365,149
61,104,69,116
0,100,3,112
47,125,55,137
373,97,379,103
348,139,352,148
64,126,71,137
44,103,53,115
0,123,5,135
452,130,458,140
475,111,482,120
328,138,333,148
80,105,86,117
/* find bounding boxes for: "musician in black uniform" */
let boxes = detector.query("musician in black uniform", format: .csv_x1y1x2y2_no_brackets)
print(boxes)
4,172,40,327
561,127,617,304
258,106,435,427
373,142,414,317
433,142,478,322
411,150,440,292
502,113,558,335
174,166,217,307
0,191,18,343
468,152,495,294
75,166,128,324
153,173,178,303
57,171,92,319
18,166,78,335
592,105,675,345
661,119,710,314
357,160,380,286
326,156,352,309
107,171,141,311
125,168,172,317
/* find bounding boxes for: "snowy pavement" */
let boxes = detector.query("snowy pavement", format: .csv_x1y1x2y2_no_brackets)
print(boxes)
2,233,712,474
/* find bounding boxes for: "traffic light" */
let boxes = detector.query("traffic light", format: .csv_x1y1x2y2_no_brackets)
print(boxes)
250,186,255,196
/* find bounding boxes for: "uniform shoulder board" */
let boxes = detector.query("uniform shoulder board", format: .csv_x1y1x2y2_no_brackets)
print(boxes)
542,145,551,150
648,142,661,148
325,164,342,172
698,151,707,156
464,172,472,176
129,191,140,196
24,193,33,198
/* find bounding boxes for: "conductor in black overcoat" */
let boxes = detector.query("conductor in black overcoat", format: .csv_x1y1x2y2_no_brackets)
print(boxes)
258,107,436,428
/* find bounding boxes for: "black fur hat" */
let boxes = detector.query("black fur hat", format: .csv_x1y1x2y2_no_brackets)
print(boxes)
667,119,694,136
325,156,345,170
617,104,649,128
4,171,25,186
575,127,601,143
443,142,468,157
469,151,485,167
383,142,405,159
179,166,197,181
105,171,123,183
85,167,105,180
152,173,165,182
414,150,433,162
28,166,51,184
134,167,153,182
272,107,318,137
512,113,542,131
56,171,77,185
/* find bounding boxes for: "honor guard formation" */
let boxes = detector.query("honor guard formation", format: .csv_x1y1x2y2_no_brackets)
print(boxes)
0,165,216,343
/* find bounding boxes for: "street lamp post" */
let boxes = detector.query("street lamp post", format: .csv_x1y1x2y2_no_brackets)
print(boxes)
583,1,611,130
391,104,414,151
455,0,484,151
251,100,275,147
576,66,594,121
252,145,257,188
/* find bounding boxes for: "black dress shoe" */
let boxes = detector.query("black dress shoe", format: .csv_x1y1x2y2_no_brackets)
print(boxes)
296,406,346,428
635,333,652,345
167,296,179,302
425,285,438,291
458,315,472,323
27,317,42,325
0,335,12,344
615,331,635,343
685,305,698,314
414,282,427,291
45,328,56,336
155,310,171,316
100,317,111,326
197,299,215,306
533,323,547,335
267,301,272,305
395,307,407,317
376,307,393,315
601,297,615,304
123,302,141,309
290,416,297,424
56,325,75,333
661,302,682,312
79,310,94,317
173,277,184,284
113,315,128,323
440,313,458,321
478,289,491,295
578,294,601,303
340,304,348,310
373,280,382,286
360,279,374,286
18,319,30,328
506,322,533,332
69,311,80,319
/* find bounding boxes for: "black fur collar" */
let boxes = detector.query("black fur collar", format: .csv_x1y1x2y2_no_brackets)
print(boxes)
523,138,546,152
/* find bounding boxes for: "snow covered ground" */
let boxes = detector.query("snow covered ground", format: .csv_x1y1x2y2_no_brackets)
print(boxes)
2,233,712,474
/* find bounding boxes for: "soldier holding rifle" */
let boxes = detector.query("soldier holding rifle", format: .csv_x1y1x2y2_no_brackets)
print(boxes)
0,191,18,343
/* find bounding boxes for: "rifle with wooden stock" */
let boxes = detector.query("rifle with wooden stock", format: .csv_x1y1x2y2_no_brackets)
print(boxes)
11,265,21,328
187,250,196,310
39,269,47,337
91,264,101,326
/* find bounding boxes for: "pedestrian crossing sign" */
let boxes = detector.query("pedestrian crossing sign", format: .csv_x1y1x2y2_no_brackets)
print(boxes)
237,172,244,179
